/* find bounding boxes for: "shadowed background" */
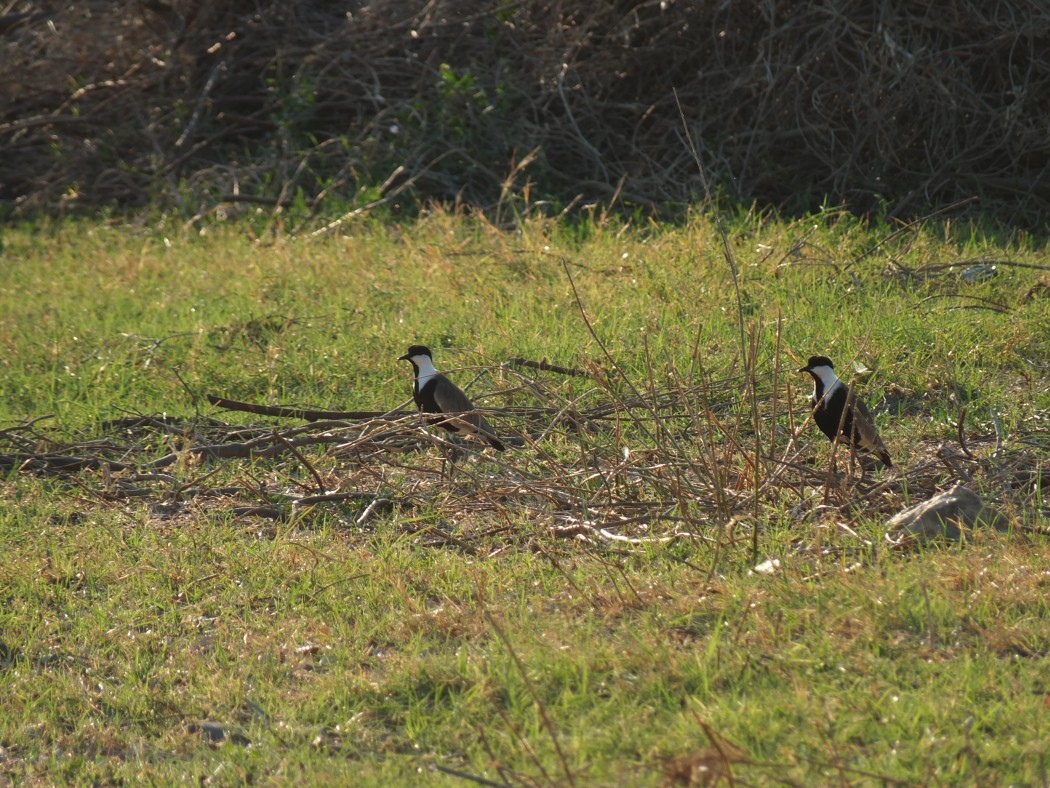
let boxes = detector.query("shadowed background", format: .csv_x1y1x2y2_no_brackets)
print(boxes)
2,0,1049,225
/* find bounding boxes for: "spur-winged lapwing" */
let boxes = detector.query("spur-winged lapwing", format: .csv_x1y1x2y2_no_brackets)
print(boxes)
799,355,891,467
398,345,505,451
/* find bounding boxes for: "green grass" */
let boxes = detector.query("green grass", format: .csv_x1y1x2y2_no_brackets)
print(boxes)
1,207,1049,784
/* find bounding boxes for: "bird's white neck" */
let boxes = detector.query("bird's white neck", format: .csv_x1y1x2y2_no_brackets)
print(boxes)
810,365,842,396
411,354,439,386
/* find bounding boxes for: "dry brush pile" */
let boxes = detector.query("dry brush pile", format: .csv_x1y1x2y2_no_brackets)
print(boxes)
2,0,1049,225
3,350,1047,567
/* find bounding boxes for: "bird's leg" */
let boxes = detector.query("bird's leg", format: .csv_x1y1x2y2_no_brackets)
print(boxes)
448,438,464,466
441,435,464,480
847,435,862,482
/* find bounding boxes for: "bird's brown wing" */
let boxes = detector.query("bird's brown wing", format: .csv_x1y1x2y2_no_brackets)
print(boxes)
847,393,892,467
432,376,505,450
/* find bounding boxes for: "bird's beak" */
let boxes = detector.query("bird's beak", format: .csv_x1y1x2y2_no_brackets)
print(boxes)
398,354,411,362
798,365,811,373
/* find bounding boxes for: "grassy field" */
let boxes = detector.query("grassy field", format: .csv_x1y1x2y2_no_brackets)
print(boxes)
1,207,1049,784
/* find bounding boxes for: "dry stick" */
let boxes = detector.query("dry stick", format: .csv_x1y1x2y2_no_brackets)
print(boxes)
535,396,594,442
231,506,282,519
561,259,655,444
674,87,763,565
494,368,555,416
920,577,936,648
268,150,314,234
691,351,732,523
957,406,973,458
474,725,518,787
991,411,1004,455
944,303,1012,313
911,258,1050,277
210,391,596,435
641,331,665,471
550,521,705,545
207,393,413,421
0,430,38,451
745,318,809,511
747,322,763,513
667,359,732,565
0,453,135,474
851,196,979,267
494,145,541,224
271,429,327,494
175,58,226,148
145,431,347,469
483,611,576,787
217,193,295,207
654,344,727,543
506,356,586,377
306,149,459,237
305,163,406,236
557,63,609,182
770,311,783,475
556,272,663,532
915,293,1009,313
0,414,55,437
431,764,510,788
784,373,799,457
408,524,479,556
172,466,222,500
604,556,644,605
561,260,701,501
489,705,552,785
170,365,204,419
937,444,974,484
747,753,904,784
691,714,745,784
355,496,392,527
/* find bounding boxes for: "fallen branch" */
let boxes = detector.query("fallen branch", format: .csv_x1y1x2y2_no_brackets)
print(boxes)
550,519,712,544
506,357,586,377
206,393,411,421
231,506,283,519
145,433,347,469
0,453,134,474
957,406,973,458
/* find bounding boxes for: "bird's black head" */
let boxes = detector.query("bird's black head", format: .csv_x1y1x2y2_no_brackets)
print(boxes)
799,355,834,374
399,345,433,362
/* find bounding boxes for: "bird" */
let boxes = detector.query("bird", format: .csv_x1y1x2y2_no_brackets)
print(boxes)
398,345,505,451
798,355,892,467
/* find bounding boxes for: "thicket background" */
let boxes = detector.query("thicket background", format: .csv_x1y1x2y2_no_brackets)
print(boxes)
2,0,1049,225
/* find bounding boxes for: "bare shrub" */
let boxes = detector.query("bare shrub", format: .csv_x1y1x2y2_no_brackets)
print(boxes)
2,1,1048,224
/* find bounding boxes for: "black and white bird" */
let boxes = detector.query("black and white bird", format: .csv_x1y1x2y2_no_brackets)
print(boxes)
398,345,505,451
798,355,891,467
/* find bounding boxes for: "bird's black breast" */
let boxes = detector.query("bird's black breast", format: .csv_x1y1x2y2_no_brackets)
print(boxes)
812,384,852,442
413,376,441,413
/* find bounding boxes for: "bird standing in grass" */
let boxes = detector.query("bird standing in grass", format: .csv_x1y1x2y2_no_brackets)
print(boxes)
398,345,505,451
798,355,891,467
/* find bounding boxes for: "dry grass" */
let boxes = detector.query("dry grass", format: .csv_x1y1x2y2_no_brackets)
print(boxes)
3,333,1047,572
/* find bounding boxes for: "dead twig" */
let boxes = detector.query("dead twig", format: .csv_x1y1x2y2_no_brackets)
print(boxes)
957,406,973,458
206,393,412,421
506,357,586,377
271,429,327,494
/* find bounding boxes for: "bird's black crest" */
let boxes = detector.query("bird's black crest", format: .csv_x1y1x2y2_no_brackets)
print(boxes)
400,344,432,360
801,355,834,371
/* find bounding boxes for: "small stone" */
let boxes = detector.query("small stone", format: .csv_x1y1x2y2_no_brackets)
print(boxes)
885,483,1010,545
